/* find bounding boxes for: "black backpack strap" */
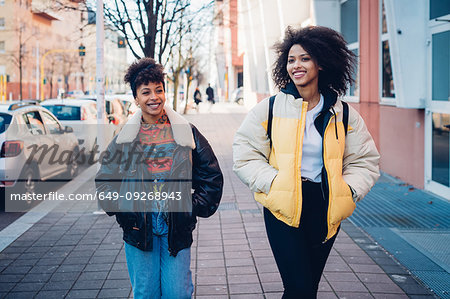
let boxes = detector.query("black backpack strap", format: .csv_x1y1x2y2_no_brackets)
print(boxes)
267,95,276,148
342,101,349,136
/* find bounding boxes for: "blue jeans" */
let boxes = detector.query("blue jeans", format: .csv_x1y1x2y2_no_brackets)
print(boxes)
124,236,193,299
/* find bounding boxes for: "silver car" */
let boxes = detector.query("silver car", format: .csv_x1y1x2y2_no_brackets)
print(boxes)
0,101,79,204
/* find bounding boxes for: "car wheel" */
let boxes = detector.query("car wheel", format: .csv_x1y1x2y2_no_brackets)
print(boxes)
22,167,38,195
12,166,40,211
66,147,80,179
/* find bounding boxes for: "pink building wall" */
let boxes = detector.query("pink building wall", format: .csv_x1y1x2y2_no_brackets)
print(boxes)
358,0,425,188
379,107,425,188
359,0,380,147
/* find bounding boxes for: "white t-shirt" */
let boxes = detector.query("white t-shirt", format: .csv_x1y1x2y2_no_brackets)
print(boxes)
301,94,324,182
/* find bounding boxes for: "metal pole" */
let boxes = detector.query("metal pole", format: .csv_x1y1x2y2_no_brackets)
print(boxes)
96,0,105,151
36,41,39,100
94,0,106,215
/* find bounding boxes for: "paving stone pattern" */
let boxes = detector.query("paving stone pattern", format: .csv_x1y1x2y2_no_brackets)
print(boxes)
0,108,433,298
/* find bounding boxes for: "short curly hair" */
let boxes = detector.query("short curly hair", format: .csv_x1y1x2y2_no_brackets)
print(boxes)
272,26,356,96
124,58,165,98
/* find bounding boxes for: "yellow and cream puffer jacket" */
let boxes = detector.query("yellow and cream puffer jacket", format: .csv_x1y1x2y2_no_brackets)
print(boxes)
233,84,380,242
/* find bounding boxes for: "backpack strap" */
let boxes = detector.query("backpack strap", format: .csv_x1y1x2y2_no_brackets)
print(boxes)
267,95,276,148
342,101,349,136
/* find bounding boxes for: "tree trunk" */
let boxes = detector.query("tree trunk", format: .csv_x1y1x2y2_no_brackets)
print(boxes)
183,78,192,114
173,74,179,112
80,58,85,93
49,78,53,99
19,60,22,101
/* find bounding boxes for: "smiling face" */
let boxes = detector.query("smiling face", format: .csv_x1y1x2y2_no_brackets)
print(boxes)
286,44,321,90
135,82,166,123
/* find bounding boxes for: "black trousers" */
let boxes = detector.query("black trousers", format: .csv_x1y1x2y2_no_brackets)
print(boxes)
264,180,338,299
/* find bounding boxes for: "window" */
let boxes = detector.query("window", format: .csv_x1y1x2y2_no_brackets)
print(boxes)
430,0,450,20
42,105,81,121
0,18,4,30
0,113,12,134
32,26,39,35
0,0,5,6
41,111,62,134
382,40,395,98
432,30,449,102
0,41,5,54
340,0,358,44
432,112,450,186
340,0,359,99
23,112,45,135
381,0,395,100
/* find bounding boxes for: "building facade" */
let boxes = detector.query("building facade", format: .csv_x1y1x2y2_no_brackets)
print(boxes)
238,0,450,200
0,0,127,101
213,0,243,101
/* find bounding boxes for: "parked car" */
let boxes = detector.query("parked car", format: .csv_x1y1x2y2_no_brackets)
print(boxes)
103,96,128,125
0,101,79,210
76,96,128,135
106,94,138,118
41,99,99,154
66,90,85,98
232,87,244,105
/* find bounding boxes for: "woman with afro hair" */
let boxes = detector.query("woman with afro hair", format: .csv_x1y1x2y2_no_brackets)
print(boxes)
233,26,380,298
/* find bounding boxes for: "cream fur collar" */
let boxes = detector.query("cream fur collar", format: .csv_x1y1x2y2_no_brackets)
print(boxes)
115,105,196,149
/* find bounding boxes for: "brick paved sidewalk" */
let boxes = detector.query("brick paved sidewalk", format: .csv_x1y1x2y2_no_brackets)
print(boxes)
0,108,431,298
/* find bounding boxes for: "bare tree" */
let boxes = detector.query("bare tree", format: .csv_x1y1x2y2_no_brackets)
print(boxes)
182,55,205,114
103,0,190,60
45,54,58,99
62,52,78,96
167,14,187,112
8,20,34,100
165,2,212,112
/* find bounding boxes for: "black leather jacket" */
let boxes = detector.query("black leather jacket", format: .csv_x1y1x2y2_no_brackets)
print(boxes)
95,124,223,256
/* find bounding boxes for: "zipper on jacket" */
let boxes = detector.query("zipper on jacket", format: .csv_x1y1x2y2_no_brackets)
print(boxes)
331,107,338,141
321,113,335,243
294,101,308,227
167,145,192,256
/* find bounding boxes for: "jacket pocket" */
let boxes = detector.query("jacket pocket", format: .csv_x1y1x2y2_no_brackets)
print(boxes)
256,171,294,219
116,212,137,229
329,178,356,225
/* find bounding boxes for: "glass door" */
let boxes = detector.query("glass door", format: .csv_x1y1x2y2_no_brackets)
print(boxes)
425,14,450,199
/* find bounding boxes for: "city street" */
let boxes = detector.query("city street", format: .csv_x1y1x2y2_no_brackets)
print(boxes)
0,103,442,298
1,0,449,296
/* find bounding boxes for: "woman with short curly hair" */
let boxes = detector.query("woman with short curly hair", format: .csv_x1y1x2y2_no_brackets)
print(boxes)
233,26,380,298
97,57,223,299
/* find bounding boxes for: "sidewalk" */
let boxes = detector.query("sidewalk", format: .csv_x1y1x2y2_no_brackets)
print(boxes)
0,104,442,298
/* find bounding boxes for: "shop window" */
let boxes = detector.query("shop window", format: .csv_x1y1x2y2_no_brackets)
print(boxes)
382,40,395,97
349,49,359,97
340,0,359,99
381,0,395,99
432,112,450,187
430,0,450,20
432,31,450,102
340,0,358,44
